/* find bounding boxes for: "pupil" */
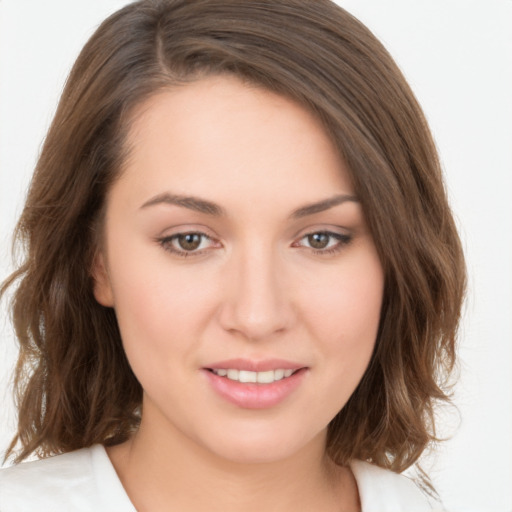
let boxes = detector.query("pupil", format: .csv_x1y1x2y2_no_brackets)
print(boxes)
309,233,329,249
179,233,201,250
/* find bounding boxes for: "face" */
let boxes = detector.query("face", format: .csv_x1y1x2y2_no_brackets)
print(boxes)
93,76,384,464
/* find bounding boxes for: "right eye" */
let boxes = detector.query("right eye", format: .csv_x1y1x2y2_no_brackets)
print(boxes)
292,230,352,256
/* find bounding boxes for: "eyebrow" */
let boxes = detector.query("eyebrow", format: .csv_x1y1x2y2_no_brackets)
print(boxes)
140,193,226,216
290,194,359,218
140,192,359,218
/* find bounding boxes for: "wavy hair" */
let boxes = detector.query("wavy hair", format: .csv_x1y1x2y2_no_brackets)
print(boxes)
2,0,465,473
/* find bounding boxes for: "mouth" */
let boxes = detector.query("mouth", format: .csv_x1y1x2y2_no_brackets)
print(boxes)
202,359,308,408
206,368,300,384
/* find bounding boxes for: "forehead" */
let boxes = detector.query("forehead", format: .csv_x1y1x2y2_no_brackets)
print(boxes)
115,75,354,213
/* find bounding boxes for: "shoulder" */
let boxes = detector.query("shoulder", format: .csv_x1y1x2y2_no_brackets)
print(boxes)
349,460,445,512
0,444,135,512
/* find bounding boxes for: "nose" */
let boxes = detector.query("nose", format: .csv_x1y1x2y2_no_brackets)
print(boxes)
217,243,295,341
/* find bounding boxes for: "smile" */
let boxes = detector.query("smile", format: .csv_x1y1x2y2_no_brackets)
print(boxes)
210,368,296,384
204,363,308,409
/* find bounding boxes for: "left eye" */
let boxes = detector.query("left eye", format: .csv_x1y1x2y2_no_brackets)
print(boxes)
159,232,215,256
296,231,351,253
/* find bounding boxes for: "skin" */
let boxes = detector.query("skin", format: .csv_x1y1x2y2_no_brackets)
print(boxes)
93,75,384,512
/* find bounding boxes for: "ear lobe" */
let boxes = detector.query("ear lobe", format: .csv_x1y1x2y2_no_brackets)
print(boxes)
91,251,114,307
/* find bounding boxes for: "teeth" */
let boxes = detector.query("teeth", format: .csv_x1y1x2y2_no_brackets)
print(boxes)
239,370,257,383
212,368,297,383
274,369,285,381
257,370,274,384
227,369,239,380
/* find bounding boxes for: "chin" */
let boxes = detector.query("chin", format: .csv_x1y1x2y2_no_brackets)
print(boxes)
212,443,297,465
199,424,325,465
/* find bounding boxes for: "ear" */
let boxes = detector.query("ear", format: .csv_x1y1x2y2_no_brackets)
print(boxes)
91,250,114,307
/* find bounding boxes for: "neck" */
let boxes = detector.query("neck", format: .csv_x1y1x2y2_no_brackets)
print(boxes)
107,408,359,512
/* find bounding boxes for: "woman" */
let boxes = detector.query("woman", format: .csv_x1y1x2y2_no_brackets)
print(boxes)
0,1,466,511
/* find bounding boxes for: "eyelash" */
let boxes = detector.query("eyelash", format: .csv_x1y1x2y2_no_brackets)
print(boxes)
298,232,352,256
158,232,215,258
157,230,352,258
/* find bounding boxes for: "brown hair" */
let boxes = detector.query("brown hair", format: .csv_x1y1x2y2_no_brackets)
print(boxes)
2,0,465,474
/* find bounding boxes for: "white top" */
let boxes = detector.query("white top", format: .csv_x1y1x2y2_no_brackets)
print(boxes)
0,444,442,511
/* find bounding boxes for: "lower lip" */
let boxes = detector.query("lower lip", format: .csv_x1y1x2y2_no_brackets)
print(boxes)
203,369,307,409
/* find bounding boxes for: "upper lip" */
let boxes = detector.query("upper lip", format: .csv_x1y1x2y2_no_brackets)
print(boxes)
204,358,306,372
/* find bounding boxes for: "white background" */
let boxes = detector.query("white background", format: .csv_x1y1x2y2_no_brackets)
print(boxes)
1,1,511,511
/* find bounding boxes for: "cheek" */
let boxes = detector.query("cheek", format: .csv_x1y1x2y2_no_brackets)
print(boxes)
300,248,384,375
281,249,384,428
105,245,220,378
310,255,382,336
